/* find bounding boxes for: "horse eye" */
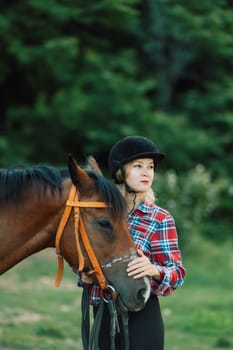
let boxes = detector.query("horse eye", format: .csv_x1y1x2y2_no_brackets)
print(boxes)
98,219,113,230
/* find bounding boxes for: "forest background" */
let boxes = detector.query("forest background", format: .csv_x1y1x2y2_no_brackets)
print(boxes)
0,0,232,244
0,1,232,349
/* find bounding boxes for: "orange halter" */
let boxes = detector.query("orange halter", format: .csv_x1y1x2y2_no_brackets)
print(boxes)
55,184,109,290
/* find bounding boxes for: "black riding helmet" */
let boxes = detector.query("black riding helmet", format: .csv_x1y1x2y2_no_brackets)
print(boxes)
108,136,165,184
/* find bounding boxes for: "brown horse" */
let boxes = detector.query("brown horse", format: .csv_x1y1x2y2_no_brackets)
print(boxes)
0,156,149,311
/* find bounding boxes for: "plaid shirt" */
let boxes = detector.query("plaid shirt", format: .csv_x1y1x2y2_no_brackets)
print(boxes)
79,200,186,305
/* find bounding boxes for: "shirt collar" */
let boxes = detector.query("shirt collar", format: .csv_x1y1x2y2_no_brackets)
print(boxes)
129,200,153,215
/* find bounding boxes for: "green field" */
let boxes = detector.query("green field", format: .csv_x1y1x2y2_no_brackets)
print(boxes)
1,240,233,350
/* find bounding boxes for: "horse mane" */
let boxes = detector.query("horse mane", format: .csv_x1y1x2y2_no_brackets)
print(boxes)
0,165,127,220
0,165,67,204
86,170,127,221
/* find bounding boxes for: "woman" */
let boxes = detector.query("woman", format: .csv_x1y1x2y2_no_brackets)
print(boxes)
80,135,186,350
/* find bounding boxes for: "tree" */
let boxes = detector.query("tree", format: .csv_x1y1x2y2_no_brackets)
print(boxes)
0,0,232,241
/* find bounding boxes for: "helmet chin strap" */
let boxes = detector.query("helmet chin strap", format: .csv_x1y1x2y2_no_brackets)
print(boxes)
125,182,137,194
119,166,138,213
119,164,138,194
120,165,138,196
125,183,137,213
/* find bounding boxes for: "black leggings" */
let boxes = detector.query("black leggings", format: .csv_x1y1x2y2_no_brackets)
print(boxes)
93,295,164,350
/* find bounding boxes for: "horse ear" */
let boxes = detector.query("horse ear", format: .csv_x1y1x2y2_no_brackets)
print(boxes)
86,155,103,175
68,155,93,191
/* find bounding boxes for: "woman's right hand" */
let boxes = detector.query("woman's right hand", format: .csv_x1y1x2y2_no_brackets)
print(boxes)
81,272,96,284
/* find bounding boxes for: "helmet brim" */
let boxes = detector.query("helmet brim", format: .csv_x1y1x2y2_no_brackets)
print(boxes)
121,151,165,165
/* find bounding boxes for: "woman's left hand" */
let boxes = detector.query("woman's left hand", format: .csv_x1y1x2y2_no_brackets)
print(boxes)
127,249,161,280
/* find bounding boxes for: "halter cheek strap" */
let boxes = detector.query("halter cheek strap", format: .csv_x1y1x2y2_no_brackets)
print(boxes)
55,184,109,289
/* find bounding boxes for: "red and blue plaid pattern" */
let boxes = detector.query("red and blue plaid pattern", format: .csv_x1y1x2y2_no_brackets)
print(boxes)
80,200,186,305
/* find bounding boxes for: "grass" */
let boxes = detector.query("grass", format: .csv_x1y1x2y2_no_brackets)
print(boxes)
0,238,233,350
161,238,233,350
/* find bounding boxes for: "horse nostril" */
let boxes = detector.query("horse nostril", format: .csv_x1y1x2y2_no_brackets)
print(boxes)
137,288,147,303
137,278,150,303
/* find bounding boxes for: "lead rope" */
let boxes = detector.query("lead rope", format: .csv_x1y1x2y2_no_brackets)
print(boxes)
89,298,104,350
117,298,130,350
81,285,91,350
107,299,120,350
81,285,130,350
81,286,105,350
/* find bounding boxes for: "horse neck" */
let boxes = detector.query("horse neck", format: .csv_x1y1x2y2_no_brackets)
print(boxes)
0,179,72,274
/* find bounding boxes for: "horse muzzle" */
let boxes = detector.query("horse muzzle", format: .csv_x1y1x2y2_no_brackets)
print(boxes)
102,256,150,312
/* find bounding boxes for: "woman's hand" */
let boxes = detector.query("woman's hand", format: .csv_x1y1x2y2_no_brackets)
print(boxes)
127,249,161,281
71,267,95,284
81,272,94,284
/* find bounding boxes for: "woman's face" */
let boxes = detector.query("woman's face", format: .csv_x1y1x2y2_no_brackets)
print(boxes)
125,158,155,193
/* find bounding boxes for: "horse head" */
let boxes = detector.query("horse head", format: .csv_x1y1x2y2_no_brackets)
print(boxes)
59,156,150,311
